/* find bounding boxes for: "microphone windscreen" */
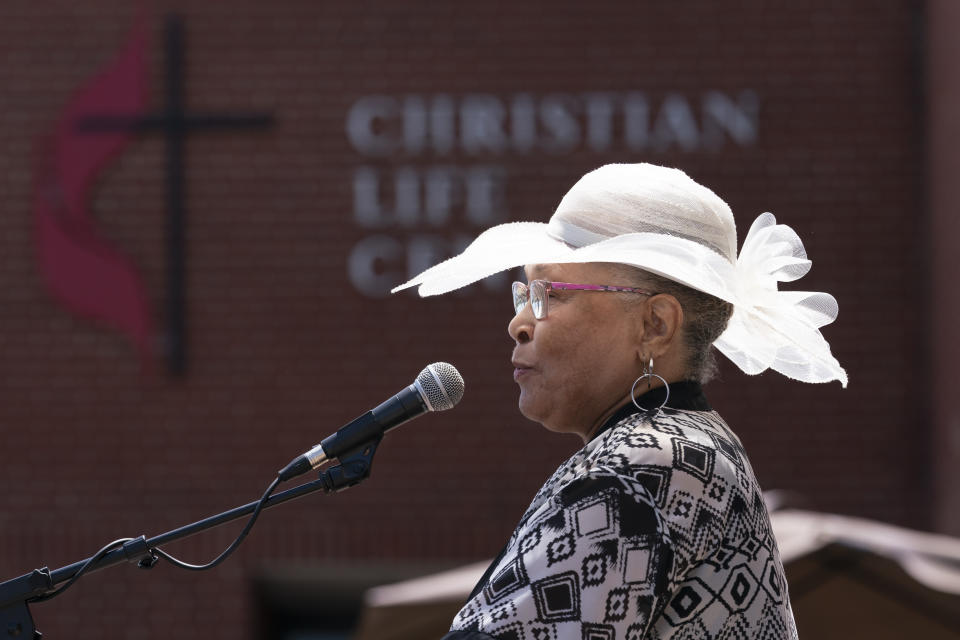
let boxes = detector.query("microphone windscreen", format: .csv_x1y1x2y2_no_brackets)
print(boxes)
417,362,464,411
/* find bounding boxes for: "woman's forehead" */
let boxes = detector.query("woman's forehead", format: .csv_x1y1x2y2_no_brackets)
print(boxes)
524,262,616,281
524,263,560,279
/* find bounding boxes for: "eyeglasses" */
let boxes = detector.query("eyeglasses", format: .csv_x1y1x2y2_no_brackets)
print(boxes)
512,280,654,320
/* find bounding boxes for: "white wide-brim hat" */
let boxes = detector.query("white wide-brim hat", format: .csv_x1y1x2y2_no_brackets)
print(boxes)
393,163,847,387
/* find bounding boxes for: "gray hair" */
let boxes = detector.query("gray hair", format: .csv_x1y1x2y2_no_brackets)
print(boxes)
613,265,734,384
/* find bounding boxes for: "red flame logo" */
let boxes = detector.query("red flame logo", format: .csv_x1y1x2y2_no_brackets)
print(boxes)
32,16,154,367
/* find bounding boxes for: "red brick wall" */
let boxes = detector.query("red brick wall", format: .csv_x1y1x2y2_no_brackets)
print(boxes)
0,1,928,638
928,0,960,536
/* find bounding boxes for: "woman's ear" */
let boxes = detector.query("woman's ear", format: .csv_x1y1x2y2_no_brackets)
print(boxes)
640,293,684,357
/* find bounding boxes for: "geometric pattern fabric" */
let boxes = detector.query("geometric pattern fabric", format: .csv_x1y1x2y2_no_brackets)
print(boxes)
444,383,798,639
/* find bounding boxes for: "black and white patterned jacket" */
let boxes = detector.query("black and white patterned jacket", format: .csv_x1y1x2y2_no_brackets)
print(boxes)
444,382,798,640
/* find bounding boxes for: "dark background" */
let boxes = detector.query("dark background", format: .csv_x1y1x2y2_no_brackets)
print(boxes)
0,1,942,638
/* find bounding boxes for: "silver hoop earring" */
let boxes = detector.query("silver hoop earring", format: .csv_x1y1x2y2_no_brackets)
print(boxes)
631,357,670,414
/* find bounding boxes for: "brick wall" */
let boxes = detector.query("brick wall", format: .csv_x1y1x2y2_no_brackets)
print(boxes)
928,0,960,536
0,1,928,638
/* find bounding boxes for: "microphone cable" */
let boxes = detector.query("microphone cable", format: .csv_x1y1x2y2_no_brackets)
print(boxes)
34,475,282,604
150,475,281,571
31,537,137,602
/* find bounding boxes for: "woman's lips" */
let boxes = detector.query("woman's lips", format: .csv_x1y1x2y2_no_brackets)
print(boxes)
512,361,533,381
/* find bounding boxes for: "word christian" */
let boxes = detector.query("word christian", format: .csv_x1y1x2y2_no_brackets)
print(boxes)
346,90,759,297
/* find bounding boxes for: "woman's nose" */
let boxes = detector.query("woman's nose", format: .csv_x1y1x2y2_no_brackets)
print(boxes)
508,303,534,343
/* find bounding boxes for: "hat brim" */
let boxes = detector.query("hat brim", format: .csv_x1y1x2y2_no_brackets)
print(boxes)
392,221,737,302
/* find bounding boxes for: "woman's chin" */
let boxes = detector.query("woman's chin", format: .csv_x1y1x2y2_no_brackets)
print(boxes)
518,397,569,434
517,392,545,424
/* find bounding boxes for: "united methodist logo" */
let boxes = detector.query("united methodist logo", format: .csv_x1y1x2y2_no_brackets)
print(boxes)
32,13,273,375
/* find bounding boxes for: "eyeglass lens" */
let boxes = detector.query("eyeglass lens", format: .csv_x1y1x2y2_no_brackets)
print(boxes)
530,280,546,319
512,282,527,315
512,281,548,319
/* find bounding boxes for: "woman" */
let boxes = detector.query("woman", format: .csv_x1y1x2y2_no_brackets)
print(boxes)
393,163,846,639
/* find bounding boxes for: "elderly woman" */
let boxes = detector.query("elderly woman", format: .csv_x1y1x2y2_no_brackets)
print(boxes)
394,164,846,639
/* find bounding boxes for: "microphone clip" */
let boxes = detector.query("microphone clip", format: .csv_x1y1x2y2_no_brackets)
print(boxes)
318,435,382,493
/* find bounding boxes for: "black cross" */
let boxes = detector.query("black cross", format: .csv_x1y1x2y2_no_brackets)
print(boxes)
77,13,273,376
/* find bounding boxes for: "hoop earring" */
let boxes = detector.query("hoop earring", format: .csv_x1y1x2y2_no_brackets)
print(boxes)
631,357,670,414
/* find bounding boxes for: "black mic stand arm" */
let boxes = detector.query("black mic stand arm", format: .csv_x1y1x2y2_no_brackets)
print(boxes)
0,438,381,639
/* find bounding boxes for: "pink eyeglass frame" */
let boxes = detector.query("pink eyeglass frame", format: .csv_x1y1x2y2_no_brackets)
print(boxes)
512,280,655,319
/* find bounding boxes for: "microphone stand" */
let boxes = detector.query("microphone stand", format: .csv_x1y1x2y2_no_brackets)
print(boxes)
0,438,381,639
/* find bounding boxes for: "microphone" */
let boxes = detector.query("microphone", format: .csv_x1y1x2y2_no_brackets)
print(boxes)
278,362,464,481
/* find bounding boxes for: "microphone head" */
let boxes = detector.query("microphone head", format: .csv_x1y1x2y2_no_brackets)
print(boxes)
416,362,465,412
